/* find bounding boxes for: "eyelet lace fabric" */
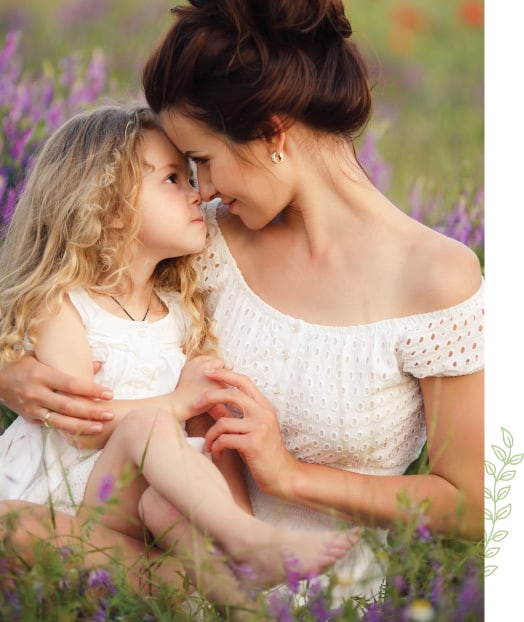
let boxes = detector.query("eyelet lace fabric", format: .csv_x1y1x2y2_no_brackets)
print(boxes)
192,203,484,600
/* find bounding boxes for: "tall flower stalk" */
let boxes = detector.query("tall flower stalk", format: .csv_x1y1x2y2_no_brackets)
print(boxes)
0,31,108,229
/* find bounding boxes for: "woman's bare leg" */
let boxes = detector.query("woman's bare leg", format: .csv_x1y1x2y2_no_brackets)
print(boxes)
82,408,356,587
0,499,184,595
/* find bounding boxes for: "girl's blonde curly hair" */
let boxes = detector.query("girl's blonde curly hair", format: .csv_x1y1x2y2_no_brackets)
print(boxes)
0,104,216,364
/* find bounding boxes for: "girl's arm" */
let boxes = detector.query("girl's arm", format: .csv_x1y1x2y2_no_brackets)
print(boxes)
36,300,229,452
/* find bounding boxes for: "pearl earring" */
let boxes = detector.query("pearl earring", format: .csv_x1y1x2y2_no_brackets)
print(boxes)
271,151,284,164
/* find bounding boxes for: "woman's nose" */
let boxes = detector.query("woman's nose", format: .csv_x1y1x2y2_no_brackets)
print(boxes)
197,169,217,202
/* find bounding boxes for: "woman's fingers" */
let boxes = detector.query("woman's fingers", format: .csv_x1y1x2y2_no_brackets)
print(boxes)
204,415,251,454
203,368,274,408
194,385,261,420
35,409,105,435
0,356,114,431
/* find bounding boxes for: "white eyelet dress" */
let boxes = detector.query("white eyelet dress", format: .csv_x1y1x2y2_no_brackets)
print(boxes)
0,288,197,515
193,203,485,602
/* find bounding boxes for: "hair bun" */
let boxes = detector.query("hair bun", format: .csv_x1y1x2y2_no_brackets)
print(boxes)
172,0,352,44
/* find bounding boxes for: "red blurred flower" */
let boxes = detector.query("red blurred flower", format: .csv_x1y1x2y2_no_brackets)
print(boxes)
391,5,429,32
458,2,484,28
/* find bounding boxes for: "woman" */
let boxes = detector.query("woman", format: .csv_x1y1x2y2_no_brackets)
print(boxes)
0,0,483,604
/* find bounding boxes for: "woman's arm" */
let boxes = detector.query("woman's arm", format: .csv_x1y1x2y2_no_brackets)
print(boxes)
0,355,114,433
198,367,484,540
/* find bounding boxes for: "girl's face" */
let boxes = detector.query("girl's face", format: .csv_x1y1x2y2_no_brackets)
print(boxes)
159,110,292,230
135,129,206,262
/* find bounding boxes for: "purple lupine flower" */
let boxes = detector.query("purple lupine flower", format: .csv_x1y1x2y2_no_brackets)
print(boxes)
266,590,295,622
392,574,410,597
364,600,400,622
58,546,74,560
97,474,115,503
87,568,116,595
406,179,484,254
308,580,338,621
415,521,432,542
0,31,20,73
0,32,108,230
453,567,483,622
358,130,393,192
89,601,109,622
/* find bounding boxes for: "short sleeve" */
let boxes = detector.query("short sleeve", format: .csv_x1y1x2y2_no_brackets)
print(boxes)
399,280,485,378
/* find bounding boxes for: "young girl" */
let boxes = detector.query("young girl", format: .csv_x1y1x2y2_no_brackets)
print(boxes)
0,105,356,596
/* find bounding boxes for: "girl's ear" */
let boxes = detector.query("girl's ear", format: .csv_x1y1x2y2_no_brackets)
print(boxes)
107,207,125,229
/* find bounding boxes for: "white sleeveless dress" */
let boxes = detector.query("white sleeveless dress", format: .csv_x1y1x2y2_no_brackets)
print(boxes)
192,203,485,601
0,288,201,515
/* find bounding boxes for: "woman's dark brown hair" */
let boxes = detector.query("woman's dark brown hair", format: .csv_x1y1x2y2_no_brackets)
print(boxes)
142,0,372,142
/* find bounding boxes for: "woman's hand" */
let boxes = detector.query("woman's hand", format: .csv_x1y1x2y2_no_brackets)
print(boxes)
0,355,114,434
194,367,300,498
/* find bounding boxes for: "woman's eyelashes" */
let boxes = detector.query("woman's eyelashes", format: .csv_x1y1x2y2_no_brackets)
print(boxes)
190,156,208,166
166,172,179,184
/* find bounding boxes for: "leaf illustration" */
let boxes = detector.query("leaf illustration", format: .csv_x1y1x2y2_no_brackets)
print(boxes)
492,530,509,542
509,453,524,465
484,460,496,476
484,487,493,500
491,444,507,462
485,547,500,558
502,428,514,449
484,565,498,577
496,486,511,501
499,470,516,481
495,504,512,520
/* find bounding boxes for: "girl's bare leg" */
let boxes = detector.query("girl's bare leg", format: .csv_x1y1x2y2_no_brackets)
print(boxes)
139,487,263,619
82,408,357,587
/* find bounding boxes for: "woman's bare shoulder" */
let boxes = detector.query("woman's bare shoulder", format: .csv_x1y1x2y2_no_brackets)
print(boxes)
404,226,483,313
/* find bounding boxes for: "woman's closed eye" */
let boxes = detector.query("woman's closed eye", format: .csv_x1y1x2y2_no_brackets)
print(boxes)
190,157,208,166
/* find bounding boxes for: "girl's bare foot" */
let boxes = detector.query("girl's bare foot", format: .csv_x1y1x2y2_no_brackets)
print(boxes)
225,526,361,588
140,488,256,611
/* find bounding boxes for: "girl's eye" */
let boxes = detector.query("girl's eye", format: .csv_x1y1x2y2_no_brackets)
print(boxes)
166,173,179,184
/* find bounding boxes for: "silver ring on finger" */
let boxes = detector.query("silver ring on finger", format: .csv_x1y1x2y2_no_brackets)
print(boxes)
42,410,53,429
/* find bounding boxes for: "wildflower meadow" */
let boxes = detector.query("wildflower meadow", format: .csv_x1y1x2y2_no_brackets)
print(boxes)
0,1,485,620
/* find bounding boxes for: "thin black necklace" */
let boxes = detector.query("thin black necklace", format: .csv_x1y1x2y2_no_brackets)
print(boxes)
110,293,152,322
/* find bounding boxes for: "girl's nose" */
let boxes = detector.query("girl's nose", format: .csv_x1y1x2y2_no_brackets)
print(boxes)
188,185,202,205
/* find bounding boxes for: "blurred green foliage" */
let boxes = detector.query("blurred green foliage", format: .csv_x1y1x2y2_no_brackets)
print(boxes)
0,0,483,206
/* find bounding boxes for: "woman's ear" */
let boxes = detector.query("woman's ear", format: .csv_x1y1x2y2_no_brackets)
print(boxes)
265,114,287,161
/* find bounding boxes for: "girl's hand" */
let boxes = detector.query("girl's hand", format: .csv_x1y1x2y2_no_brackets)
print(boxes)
194,368,300,498
173,355,229,421
0,355,114,434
